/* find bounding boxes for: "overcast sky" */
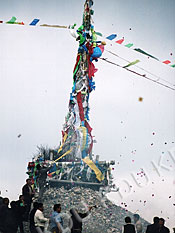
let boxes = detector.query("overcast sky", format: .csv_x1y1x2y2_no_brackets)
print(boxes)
0,0,175,231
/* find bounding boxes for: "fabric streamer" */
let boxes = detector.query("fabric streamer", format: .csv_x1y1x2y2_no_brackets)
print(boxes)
54,148,73,162
77,92,85,123
134,48,159,60
57,133,68,154
123,59,140,68
40,24,67,28
125,43,133,48
82,157,104,181
95,32,102,36
30,19,40,26
163,60,171,64
6,16,16,24
116,38,124,44
106,34,117,40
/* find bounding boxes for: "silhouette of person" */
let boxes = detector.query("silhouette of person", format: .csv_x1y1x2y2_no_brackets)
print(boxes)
30,202,39,233
15,195,26,233
5,201,18,233
70,206,93,233
146,216,159,233
0,197,9,232
156,218,170,233
22,178,35,220
36,164,51,201
122,216,136,233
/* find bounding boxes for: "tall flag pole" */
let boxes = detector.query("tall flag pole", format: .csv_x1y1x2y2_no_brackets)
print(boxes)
56,0,105,181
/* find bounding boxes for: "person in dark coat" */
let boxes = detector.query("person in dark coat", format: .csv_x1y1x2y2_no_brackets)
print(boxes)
5,201,18,233
0,197,9,232
70,207,93,233
146,216,159,233
122,216,136,233
29,202,39,233
22,178,35,220
36,164,51,201
15,195,26,233
156,218,170,233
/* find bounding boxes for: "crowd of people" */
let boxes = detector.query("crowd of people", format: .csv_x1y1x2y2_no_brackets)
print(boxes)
0,178,174,233
122,215,171,233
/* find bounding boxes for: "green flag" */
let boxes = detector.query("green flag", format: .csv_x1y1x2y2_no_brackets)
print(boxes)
95,32,102,37
123,59,140,68
171,64,175,68
6,16,16,24
125,43,133,48
134,48,159,60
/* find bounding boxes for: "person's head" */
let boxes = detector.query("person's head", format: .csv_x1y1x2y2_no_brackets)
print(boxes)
10,201,17,209
159,218,165,227
3,197,9,206
33,202,39,209
19,195,24,201
38,203,44,212
125,217,131,224
133,214,140,223
53,204,61,213
153,216,159,224
26,178,32,186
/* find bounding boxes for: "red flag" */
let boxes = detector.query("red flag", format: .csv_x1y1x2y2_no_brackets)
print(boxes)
77,92,85,122
163,60,171,64
0,21,3,23
116,38,124,44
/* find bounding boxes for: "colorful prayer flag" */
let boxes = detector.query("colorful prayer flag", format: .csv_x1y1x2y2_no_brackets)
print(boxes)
116,38,124,44
123,59,140,68
6,16,16,24
134,48,159,60
30,19,40,26
95,31,102,37
163,60,171,64
125,43,133,48
106,34,117,40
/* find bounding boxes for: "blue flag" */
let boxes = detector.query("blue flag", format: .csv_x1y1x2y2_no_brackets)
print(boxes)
30,19,40,26
106,34,117,40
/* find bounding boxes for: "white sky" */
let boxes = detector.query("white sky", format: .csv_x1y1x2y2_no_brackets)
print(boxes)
0,0,175,231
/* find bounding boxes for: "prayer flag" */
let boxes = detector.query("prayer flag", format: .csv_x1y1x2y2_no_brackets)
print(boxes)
125,43,133,48
116,38,124,44
106,34,117,40
123,59,140,68
6,16,16,24
163,60,171,64
30,19,40,26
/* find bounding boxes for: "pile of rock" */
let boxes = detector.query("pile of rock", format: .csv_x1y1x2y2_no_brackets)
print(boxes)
42,186,150,233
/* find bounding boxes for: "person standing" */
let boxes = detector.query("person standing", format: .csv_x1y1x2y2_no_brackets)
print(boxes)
0,197,9,232
5,201,18,233
29,202,39,233
133,214,143,233
36,164,51,201
50,204,63,233
34,203,48,233
146,216,159,233
122,216,136,233
15,195,26,233
156,218,170,233
70,206,93,233
22,178,35,220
